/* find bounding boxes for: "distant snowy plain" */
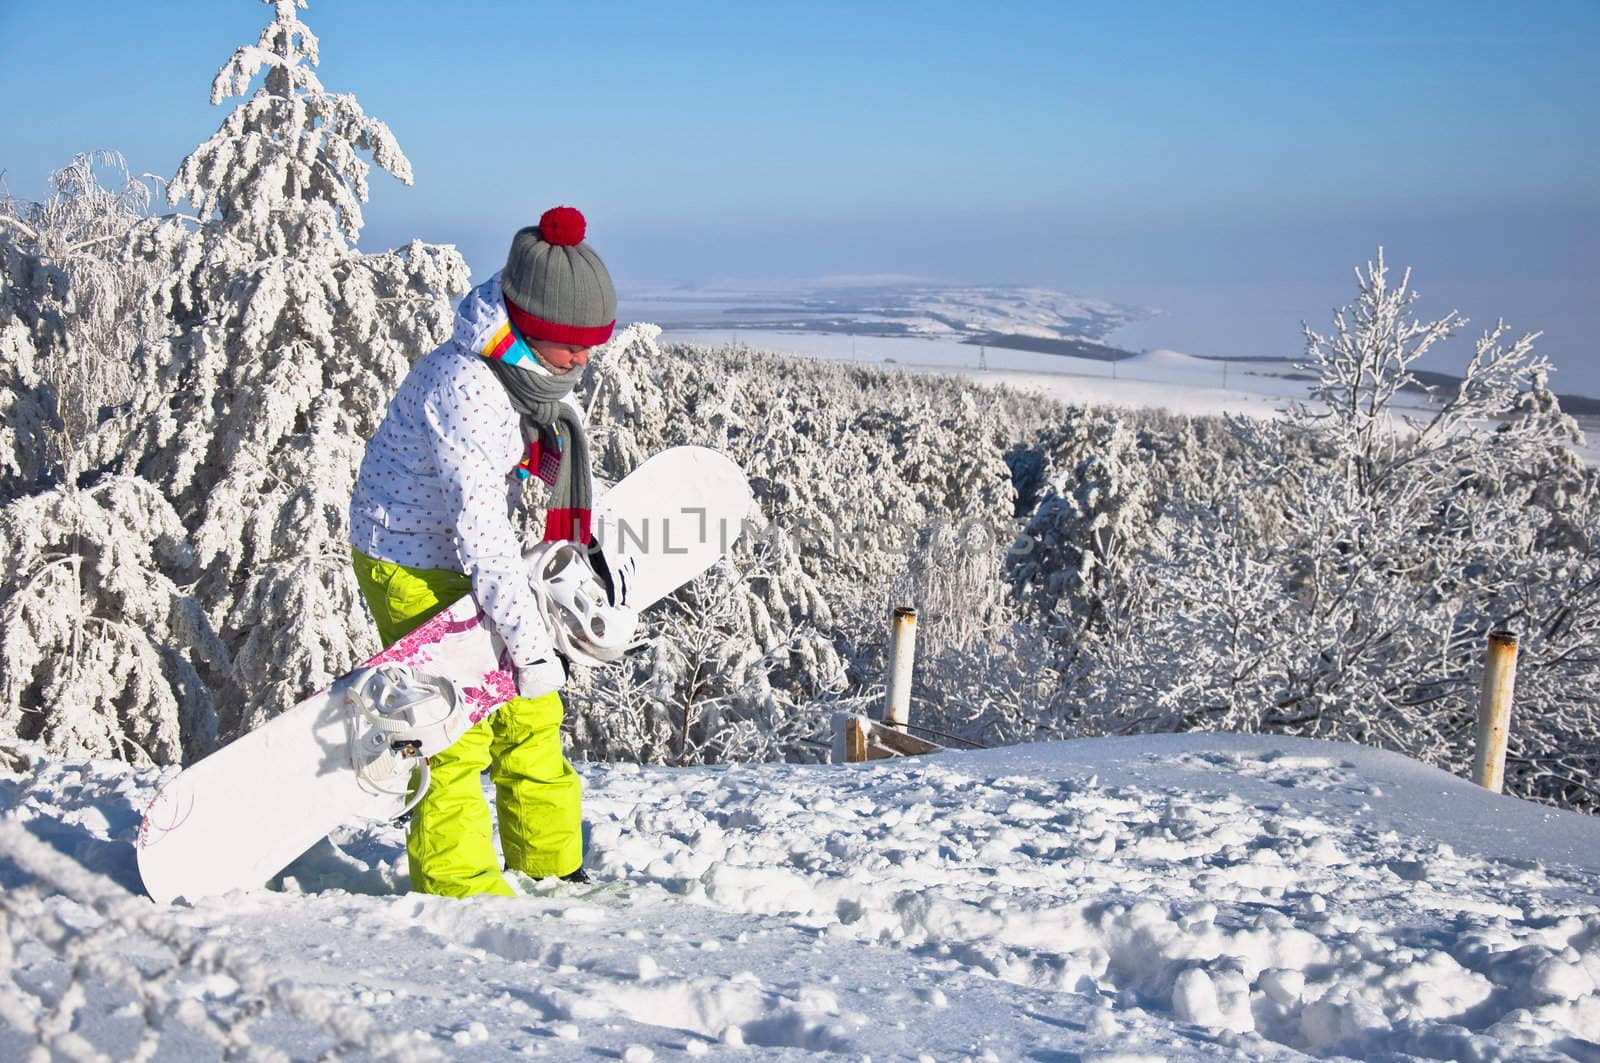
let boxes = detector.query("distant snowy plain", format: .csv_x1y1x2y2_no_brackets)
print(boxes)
662,328,1600,467
622,283,1152,345
4,328,1598,1061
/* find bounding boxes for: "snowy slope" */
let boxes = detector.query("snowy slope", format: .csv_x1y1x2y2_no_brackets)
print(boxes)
4,734,1598,1061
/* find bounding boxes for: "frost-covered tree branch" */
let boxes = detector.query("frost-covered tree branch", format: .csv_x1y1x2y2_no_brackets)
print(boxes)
1062,252,1598,811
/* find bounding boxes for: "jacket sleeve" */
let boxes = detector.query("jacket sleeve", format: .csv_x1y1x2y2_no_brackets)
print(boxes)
419,376,555,672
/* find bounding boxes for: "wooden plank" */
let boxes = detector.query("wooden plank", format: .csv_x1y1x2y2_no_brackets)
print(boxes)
835,714,944,763
846,714,868,764
866,724,942,759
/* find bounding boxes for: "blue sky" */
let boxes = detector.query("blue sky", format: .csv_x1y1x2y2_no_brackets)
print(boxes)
2,1,1597,388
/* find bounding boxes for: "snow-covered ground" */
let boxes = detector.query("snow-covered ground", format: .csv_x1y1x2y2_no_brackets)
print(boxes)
4,734,1598,1061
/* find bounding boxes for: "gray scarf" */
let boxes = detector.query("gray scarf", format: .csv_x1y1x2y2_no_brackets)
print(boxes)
484,356,592,542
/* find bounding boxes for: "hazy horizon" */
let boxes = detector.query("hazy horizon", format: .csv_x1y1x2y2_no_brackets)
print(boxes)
3,0,1596,389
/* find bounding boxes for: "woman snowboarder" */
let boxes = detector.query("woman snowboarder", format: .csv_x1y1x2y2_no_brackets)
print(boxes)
348,206,616,896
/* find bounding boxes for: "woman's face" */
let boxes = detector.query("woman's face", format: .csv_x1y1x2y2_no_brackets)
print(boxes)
530,340,591,371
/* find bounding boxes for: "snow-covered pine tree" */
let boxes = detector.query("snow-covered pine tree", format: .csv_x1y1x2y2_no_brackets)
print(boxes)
571,329,1097,758
1008,418,1155,642
133,0,468,736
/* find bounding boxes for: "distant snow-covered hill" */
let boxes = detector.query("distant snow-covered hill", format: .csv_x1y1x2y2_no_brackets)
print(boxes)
620,282,1156,346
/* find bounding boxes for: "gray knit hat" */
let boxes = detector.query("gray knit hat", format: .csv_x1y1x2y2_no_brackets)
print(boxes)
502,206,617,347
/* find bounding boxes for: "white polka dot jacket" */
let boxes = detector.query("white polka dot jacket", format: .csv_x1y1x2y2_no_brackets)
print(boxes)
349,273,590,672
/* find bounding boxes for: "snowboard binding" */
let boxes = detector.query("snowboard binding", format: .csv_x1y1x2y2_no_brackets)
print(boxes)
345,663,471,816
524,540,640,668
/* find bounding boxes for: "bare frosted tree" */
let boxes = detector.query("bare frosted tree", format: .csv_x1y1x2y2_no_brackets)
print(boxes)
0,195,64,498
0,156,225,761
0,151,173,493
0,477,226,764
1077,253,1600,810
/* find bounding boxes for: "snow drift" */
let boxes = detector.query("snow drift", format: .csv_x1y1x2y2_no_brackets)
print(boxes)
3,733,1598,1060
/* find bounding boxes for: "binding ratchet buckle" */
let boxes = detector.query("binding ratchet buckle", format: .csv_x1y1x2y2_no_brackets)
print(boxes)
345,663,471,817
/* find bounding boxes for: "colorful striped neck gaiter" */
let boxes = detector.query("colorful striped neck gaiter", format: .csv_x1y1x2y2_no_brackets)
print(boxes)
477,316,593,543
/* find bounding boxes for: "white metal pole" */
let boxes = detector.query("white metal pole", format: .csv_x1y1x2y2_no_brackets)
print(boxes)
884,608,918,730
1473,631,1518,793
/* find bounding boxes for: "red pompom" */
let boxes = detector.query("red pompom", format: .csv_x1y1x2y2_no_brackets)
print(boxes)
539,206,587,247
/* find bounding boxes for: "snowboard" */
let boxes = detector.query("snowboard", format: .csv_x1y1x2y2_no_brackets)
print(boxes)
137,446,754,904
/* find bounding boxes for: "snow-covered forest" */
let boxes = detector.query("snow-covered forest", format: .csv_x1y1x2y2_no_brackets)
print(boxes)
3,0,1598,820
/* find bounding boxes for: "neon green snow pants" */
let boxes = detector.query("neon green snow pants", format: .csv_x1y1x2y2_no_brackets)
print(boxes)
351,549,584,897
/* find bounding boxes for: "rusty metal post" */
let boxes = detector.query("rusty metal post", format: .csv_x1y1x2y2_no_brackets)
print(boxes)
1473,630,1518,793
883,607,918,730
